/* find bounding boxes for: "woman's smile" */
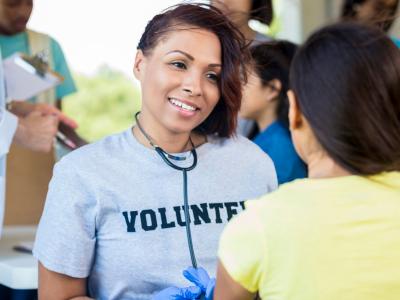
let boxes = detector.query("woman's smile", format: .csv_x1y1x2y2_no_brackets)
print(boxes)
168,97,200,117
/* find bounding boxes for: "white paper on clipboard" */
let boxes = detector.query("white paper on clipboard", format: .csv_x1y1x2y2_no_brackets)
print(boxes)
3,52,63,100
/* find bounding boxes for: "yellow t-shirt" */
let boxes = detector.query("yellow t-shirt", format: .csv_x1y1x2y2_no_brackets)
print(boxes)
218,172,400,300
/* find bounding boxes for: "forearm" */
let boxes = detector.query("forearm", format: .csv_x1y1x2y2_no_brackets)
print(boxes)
214,261,255,300
39,262,89,300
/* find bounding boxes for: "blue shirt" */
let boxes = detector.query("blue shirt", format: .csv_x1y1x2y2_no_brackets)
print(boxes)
392,37,400,48
253,121,307,185
0,31,76,101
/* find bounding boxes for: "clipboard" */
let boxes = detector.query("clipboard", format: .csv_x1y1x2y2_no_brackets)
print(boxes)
3,52,63,100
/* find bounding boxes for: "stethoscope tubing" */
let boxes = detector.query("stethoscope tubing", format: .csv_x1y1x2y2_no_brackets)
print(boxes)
135,112,199,269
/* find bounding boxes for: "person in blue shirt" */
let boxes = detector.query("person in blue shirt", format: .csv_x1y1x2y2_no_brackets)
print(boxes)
240,41,307,184
341,0,400,48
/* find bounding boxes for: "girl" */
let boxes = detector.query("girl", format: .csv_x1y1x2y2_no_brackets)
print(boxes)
33,3,277,300
216,22,400,299
240,41,307,184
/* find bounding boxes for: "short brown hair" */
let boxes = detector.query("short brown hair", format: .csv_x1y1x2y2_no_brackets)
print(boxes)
137,3,248,137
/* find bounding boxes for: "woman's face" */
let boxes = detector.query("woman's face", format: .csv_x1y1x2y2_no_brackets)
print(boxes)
134,27,221,135
239,70,272,121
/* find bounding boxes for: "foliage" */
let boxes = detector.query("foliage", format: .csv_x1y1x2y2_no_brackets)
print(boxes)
63,65,141,142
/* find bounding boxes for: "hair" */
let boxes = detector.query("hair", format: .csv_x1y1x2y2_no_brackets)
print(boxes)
250,0,274,26
250,40,298,128
290,22,400,175
137,3,248,137
341,0,399,32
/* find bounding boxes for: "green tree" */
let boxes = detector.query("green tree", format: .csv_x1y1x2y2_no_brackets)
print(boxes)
63,65,141,142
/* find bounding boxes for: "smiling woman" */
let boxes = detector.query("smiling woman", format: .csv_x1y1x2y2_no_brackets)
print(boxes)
32,3,278,300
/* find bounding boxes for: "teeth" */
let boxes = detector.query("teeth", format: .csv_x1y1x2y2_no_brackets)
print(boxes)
169,98,196,111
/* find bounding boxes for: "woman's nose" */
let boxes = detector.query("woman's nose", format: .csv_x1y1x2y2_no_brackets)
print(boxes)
182,72,202,97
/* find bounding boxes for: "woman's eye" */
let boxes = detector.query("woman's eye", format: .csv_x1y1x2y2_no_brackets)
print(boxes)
206,73,219,83
170,61,187,69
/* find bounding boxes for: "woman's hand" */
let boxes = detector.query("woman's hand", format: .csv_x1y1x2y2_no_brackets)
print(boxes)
153,286,201,300
183,267,215,300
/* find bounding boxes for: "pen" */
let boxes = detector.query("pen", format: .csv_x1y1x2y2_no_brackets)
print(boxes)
56,131,77,149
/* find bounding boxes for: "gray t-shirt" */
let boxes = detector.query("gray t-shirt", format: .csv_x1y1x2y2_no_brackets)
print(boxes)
33,129,277,300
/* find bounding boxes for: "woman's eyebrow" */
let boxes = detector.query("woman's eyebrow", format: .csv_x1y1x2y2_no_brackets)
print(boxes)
166,50,221,67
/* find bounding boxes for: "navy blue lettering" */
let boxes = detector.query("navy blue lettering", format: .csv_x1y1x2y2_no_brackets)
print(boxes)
140,209,157,231
158,208,176,229
225,202,239,221
191,203,211,225
174,206,187,226
239,201,245,210
209,203,224,223
122,211,138,232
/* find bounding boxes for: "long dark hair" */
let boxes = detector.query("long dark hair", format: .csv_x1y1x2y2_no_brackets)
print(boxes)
290,22,400,175
341,0,399,32
137,3,248,137
250,40,298,128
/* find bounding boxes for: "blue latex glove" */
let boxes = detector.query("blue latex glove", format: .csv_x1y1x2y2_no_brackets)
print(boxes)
153,286,202,300
183,267,216,300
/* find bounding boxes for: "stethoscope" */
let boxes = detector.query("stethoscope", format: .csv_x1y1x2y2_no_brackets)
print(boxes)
135,112,199,269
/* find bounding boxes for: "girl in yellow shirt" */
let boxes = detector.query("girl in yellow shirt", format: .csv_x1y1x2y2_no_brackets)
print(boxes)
215,22,400,300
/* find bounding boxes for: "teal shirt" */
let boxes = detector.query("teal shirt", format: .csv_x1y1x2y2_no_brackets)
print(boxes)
392,37,400,48
0,31,76,101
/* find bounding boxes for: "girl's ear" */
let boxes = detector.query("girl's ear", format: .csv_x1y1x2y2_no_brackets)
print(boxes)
265,79,282,102
287,90,303,130
133,50,146,80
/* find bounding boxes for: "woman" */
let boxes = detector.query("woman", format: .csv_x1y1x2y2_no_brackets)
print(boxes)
240,41,307,184
215,22,400,299
33,3,277,300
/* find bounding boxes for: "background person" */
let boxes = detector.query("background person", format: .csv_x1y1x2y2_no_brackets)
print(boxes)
341,0,400,46
211,0,275,137
0,0,77,145
33,4,277,300
0,46,76,235
0,0,81,226
214,22,400,300
239,41,306,184
211,0,274,44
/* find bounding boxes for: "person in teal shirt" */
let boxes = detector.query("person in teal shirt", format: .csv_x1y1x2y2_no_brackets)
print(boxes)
0,0,78,162
0,0,76,104
240,41,307,185
0,32,76,101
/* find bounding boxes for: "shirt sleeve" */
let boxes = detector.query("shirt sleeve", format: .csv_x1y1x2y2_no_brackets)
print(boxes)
50,38,77,99
33,159,98,278
218,207,267,293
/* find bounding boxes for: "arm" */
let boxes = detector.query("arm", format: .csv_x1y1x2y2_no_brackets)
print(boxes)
39,262,93,300
214,261,255,300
